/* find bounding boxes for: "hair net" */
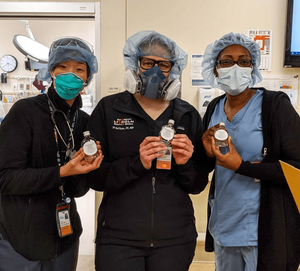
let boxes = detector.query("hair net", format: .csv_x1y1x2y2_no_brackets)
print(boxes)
123,30,188,80
37,37,98,85
201,32,262,88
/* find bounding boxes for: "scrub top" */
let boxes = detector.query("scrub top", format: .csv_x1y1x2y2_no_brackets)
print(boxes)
208,89,263,247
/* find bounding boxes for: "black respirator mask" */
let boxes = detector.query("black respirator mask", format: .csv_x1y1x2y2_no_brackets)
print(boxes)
124,66,181,101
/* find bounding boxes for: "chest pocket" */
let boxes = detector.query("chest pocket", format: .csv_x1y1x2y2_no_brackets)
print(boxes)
108,117,146,160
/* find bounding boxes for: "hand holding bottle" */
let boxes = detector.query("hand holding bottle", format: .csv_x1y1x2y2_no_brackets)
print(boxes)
202,125,218,157
60,146,103,177
139,136,167,170
171,134,194,165
211,136,242,171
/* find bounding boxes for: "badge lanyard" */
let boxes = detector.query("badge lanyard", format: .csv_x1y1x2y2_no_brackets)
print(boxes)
47,94,76,237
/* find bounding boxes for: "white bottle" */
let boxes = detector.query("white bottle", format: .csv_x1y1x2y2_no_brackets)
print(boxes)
214,122,229,147
81,131,98,162
156,119,175,170
0,91,5,125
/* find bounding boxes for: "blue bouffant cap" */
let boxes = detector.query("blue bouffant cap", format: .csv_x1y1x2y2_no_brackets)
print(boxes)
37,36,98,85
123,30,188,80
201,32,262,88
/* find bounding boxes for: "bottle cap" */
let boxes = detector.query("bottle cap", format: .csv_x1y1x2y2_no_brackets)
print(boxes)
219,121,225,127
83,131,91,137
168,119,175,125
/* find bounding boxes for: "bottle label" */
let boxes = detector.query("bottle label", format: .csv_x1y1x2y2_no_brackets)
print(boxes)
156,146,172,170
214,130,228,141
160,127,175,141
83,141,97,155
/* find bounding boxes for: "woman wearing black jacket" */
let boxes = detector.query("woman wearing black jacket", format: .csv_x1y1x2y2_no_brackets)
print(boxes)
0,37,103,271
88,30,209,271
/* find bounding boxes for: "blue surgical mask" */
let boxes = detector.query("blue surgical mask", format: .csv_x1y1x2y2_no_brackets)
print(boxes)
216,64,253,96
140,66,167,99
53,72,86,100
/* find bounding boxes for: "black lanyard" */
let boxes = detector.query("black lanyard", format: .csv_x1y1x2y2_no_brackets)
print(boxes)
47,94,77,204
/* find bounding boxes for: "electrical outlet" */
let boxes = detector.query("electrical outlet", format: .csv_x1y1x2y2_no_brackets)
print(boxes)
13,83,18,91
19,83,25,91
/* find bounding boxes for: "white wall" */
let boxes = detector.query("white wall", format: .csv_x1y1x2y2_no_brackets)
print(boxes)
100,0,300,111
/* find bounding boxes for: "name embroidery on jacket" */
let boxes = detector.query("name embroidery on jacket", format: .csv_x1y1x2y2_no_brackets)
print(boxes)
112,118,134,130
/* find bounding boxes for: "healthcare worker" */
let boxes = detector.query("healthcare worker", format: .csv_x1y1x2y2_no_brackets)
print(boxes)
0,36,103,271
87,30,209,271
201,32,300,271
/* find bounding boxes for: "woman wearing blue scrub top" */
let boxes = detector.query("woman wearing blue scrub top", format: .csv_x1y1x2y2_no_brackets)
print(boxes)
201,32,300,271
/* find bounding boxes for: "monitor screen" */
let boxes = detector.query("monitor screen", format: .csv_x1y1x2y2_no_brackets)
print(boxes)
290,0,300,56
284,0,300,67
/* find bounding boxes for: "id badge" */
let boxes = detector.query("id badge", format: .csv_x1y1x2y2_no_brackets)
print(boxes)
56,203,73,238
156,146,172,170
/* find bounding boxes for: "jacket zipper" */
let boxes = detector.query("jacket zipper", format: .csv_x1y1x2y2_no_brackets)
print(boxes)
152,176,156,194
150,176,156,247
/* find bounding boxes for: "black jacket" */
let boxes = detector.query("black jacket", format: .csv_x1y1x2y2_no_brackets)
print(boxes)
203,89,300,271
0,86,89,261
88,91,209,248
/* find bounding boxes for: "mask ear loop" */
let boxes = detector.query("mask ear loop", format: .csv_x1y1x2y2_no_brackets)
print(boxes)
50,71,56,80
50,71,57,91
80,76,89,94
80,81,88,94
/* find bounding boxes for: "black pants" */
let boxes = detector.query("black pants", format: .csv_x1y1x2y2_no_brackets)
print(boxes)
95,240,196,271
39,240,79,271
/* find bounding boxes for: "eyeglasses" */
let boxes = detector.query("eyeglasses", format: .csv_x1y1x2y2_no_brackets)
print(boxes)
216,59,253,68
139,57,174,72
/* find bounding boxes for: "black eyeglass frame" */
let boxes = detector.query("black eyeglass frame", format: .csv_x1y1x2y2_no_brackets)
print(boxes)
138,57,174,72
216,59,253,68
